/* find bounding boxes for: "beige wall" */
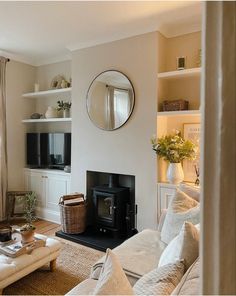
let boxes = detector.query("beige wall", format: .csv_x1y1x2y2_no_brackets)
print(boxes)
6,60,36,190
165,31,201,71
71,32,158,230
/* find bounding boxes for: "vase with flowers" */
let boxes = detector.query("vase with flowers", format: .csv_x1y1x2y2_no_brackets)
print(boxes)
151,130,196,184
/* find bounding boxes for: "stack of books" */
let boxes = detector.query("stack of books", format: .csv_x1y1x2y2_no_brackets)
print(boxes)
0,237,46,258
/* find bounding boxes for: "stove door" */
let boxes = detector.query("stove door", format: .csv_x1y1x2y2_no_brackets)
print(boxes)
93,191,115,227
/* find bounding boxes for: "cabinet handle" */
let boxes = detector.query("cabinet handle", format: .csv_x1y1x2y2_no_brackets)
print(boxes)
44,176,48,179
41,176,44,178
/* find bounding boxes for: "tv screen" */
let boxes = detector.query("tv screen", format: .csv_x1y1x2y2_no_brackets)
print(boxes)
27,133,71,169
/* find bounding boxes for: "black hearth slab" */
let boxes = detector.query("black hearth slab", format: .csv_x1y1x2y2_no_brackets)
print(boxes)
55,228,125,252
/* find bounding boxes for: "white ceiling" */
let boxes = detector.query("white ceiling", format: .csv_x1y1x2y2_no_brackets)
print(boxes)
0,1,202,66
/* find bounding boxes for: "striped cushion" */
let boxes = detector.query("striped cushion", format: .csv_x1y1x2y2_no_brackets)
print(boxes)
133,261,185,295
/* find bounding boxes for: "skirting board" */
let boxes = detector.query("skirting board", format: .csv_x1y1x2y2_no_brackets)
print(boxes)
36,207,60,224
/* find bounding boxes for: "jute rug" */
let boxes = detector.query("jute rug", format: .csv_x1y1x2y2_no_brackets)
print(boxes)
4,239,104,295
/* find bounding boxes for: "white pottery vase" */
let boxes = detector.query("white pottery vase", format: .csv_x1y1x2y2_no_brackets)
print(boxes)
167,163,184,184
45,106,58,119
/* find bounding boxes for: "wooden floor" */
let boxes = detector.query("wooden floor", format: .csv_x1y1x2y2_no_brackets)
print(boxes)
0,219,61,236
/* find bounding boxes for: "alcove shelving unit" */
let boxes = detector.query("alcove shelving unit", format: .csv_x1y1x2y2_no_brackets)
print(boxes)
157,31,202,180
21,87,72,124
22,86,72,223
157,32,202,217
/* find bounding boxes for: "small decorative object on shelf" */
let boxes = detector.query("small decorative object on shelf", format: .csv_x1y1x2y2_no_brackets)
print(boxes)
30,113,42,119
151,130,196,184
34,83,39,92
162,99,189,111
57,100,72,118
50,75,70,89
177,56,186,70
20,192,37,244
45,106,58,118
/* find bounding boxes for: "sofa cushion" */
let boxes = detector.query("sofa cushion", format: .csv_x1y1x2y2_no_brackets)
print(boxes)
66,279,97,295
93,249,133,295
159,222,199,270
171,257,200,295
179,183,200,202
161,189,200,244
133,260,185,295
91,229,166,283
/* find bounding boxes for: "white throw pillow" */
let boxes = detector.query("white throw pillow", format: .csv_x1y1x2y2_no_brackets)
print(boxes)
93,248,133,295
179,183,200,202
159,222,199,270
161,189,200,244
133,261,185,295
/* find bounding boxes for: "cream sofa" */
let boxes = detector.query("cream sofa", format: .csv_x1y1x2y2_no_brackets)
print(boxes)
67,227,199,295
66,184,200,295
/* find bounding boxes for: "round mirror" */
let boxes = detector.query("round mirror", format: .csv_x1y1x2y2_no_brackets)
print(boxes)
86,70,135,130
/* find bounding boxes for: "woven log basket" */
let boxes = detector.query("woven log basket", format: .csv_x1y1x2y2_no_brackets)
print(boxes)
59,193,87,234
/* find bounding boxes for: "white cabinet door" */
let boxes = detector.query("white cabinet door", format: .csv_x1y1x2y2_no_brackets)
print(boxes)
157,183,177,219
24,170,45,207
45,173,71,211
24,169,71,223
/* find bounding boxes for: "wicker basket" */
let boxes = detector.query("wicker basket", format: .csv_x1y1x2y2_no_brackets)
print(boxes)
162,100,189,111
59,193,87,234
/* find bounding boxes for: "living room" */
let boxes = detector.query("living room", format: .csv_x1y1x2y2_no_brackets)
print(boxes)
0,1,235,295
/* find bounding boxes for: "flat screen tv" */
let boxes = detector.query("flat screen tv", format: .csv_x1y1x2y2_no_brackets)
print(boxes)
26,133,71,169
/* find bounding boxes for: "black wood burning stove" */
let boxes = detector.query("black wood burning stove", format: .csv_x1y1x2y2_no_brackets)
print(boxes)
92,174,132,238
93,186,129,237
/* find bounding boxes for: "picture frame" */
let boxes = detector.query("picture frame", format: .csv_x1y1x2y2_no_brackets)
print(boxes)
176,56,186,70
183,123,201,182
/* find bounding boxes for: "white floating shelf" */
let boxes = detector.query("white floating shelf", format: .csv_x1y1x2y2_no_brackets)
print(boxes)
22,118,72,123
157,110,201,117
158,68,201,80
22,87,72,98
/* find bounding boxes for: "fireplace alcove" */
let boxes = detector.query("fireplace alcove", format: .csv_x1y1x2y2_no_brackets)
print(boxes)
56,171,137,251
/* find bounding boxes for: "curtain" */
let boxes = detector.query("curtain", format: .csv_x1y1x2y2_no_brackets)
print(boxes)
106,85,115,130
201,2,236,294
0,57,8,221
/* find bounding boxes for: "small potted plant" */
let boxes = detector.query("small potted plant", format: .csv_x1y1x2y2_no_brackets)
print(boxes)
57,100,72,118
151,130,196,184
20,192,37,244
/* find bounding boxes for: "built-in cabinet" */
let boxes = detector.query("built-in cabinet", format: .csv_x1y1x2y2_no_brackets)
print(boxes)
22,86,72,225
24,168,71,223
157,182,177,218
